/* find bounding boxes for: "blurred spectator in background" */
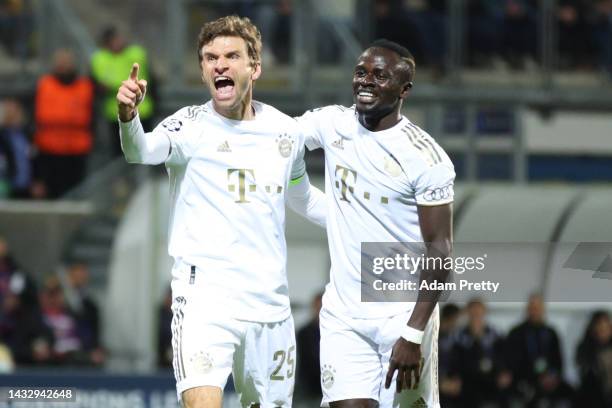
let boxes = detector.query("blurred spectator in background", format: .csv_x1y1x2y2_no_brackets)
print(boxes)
0,342,14,372
438,303,461,408
506,294,573,407
60,263,104,365
157,287,172,368
374,0,423,63
39,275,102,366
402,0,446,75
33,49,94,199
556,0,593,69
0,0,33,59
591,0,612,77
271,0,292,64
0,237,53,366
502,0,538,69
0,98,31,198
39,275,81,364
270,0,343,65
296,291,323,401
451,299,512,407
465,1,503,67
576,310,612,407
91,26,155,156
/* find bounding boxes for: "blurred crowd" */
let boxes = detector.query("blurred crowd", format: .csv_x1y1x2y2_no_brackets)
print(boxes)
1,1,611,199
374,0,612,74
5,229,612,407
270,293,612,407
0,236,104,371
233,0,612,75
0,25,155,200
0,0,34,60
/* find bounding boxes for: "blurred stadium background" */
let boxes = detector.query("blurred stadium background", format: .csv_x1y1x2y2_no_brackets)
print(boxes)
1,0,612,407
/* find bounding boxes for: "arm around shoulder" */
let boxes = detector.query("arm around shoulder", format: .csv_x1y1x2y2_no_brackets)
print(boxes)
287,172,327,228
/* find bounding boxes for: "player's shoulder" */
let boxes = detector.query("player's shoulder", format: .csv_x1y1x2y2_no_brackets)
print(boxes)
391,118,453,170
297,105,354,137
254,101,303,140
170,104,214,124
255,100,294,125
303,104,352,119
158,104,212,134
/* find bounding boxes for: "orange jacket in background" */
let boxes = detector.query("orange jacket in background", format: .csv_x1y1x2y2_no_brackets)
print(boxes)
34,74,94,155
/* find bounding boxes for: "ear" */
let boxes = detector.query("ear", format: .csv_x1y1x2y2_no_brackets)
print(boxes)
251,62,262,81
400,81,413,99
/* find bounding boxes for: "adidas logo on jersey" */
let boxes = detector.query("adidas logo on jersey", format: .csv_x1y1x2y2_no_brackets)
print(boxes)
331,138,344,150
217,141,231,152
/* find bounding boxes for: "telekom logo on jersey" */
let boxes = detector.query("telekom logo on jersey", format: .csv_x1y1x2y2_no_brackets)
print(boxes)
227,168,284,203
335,165,390,205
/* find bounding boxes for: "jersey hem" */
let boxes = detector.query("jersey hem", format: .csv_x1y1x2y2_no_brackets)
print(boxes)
415,198,454,207
231,307,292,323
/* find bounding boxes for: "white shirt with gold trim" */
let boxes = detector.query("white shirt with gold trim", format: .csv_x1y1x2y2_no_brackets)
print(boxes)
121,100,308,322
297,105,455,319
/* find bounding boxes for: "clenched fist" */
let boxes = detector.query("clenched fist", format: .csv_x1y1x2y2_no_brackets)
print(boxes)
117,63,147,122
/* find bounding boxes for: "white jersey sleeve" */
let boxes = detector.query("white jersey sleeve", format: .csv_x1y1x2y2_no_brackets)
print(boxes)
290,139,306,180
156,107,201,166
412,161,455,206
285,119,327,227
286,172,327,228
119,113,170,165
295,106,343,151
402,125,456,206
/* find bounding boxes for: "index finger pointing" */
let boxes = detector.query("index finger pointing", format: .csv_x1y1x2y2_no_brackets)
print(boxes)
129,63,139,80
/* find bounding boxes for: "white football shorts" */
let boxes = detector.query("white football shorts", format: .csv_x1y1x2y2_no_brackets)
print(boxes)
171,289,295,407
319,304,440,407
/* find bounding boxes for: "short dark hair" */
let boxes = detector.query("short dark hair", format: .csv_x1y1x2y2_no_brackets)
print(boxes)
441,303,460,320
368,39,416,83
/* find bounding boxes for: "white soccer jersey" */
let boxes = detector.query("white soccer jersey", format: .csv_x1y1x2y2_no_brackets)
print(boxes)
129,100,305,322
298,105,455,319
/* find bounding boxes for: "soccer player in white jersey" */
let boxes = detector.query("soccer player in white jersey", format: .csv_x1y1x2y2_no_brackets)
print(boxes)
116,16,326,408
297,39,455,408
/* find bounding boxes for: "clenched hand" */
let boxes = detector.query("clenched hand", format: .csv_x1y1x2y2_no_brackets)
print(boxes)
117,63,147,122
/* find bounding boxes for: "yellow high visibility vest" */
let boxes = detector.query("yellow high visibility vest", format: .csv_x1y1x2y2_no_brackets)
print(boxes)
91,45,154,121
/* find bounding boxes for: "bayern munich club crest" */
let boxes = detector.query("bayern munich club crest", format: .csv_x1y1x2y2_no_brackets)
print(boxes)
321,364,336,389
189,351,214,374
276,133,294,158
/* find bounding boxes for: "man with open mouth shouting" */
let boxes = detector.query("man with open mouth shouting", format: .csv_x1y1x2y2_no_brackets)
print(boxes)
117,15,326,408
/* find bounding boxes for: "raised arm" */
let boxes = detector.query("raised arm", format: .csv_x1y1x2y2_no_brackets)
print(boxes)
117,63,170,165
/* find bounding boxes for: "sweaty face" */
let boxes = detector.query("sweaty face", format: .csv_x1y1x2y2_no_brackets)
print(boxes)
352,48,408,116
200,36,260,113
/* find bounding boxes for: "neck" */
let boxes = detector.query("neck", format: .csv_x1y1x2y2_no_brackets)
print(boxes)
357,104,402,132
214,89,255,121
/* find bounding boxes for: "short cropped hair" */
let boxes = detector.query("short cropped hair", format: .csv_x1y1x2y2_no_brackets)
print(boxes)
197,15,262,67
368,39,416,83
